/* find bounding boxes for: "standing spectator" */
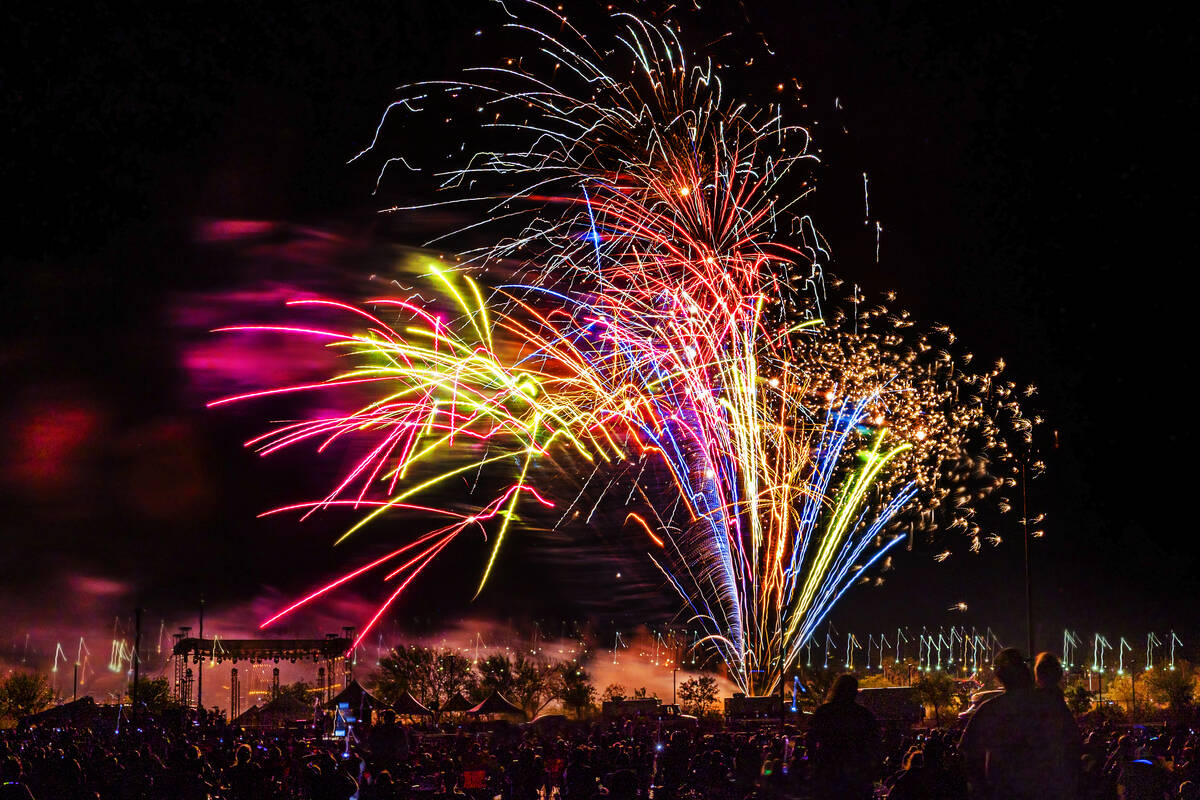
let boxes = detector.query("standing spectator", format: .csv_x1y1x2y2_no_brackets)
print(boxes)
960,647,1078,800
302,751,358,800
563,745,599,799
223,743,262,800
808,674,881,800
884,748,929,799
757,739,788,800
1034,651,1082,798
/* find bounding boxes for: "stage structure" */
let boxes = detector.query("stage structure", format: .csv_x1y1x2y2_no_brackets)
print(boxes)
171,631,353,719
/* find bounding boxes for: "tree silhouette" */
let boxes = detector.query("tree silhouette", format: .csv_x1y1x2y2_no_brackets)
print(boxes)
275,680,316,705
795,667,836,711
1144,661,1196,718
600,683,627,702
0,672,53,720
558,666,596,717
1064,682,1094,715
677,675,719,715
372,645,474,720
474,653,561,716
912,671,959,725
129,677,174,711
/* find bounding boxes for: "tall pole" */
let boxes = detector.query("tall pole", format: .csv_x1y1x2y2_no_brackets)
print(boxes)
132,607,142,730
672,631,678,706
779,660,785,734
1022,459,1034,657
197,597,204,716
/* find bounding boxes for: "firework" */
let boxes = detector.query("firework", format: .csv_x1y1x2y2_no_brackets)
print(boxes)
213,4,1032,693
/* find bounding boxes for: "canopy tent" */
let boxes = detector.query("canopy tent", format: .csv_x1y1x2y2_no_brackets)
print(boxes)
233,693,312,729
393,691,433,716
441,693,474,713
18,696,99,730
469,691,525,717
326,678,390,713
231,704,263,728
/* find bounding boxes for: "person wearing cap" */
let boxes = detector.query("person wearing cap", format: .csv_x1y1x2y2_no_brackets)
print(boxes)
959,647,1079,799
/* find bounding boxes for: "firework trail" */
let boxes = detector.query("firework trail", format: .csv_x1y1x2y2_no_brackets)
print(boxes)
212,3,1033,693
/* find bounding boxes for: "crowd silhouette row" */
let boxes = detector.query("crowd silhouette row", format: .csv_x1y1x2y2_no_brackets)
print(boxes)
1,649,1197,799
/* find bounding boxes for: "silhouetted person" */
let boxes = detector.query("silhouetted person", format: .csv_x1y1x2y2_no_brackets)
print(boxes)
883,748,928,799
808,674,881,800
432,771,468,799
1034,651,1083,798
960,647,1079,800
359,768,400,800
161,744,214,800
601,768,638,800
1034,651,1062,692
564,746,599,798
302,751,358,800
223,743,262,800
757,740,787,800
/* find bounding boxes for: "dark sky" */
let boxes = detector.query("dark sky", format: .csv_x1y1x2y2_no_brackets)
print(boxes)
2,1,1196,656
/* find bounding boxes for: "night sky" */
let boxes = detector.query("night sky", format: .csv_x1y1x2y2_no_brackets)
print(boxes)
3,1,1197,658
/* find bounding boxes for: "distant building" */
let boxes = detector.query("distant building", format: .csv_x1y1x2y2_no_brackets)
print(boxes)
724,693,786,722
856,687,924,726
601,697,698,727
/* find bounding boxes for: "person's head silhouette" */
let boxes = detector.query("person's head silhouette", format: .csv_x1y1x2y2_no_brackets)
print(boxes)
993,648,1034,689
827,673,859,703
1034,651,1064,689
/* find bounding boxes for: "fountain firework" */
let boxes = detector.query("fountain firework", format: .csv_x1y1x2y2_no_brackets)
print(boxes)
213,4,1032,693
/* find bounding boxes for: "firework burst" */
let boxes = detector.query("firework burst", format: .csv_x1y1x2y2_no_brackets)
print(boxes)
213,4,1034,693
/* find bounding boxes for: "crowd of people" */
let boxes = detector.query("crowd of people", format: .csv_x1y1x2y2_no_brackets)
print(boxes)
1,649,1196,799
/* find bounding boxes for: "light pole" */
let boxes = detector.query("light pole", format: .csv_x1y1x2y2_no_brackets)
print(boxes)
131,607,142,731
671,630,680,706
1021,457,1034,657
779,658,786,734
197,597,204,718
